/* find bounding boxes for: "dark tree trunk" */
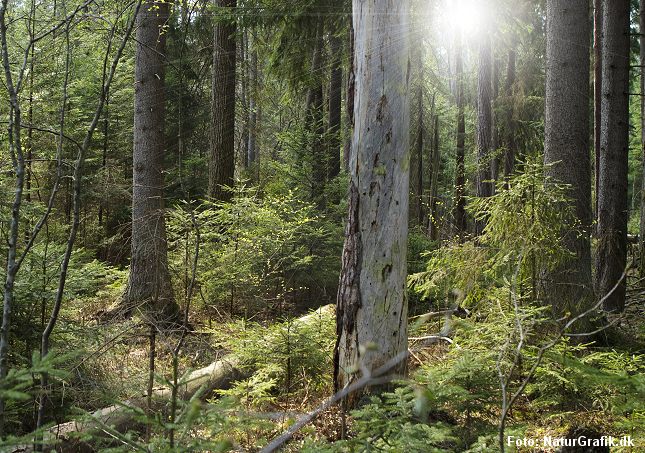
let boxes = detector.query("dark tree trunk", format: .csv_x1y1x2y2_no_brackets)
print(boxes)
306,23,326,209
240,29,249,169
126,0,179,324
491,56,500,183
594,0,603,224
454,32,467,236
543,0,593,319
208,0,237,201
328,33,342,179
503,47,516,179
595,0,630,313
475,29,493,235
334,0,410,408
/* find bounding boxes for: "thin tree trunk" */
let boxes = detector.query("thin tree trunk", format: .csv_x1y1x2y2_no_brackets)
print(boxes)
208,0,237,201
595,0,631,313
240,28,249,169
306,23,326,209
454,31,467,236
247,33,258,174
429,115,440,241
543,0,593,319
491,56,500,183
328,32,342,179
334,0,410,408
503,47,516,179
475,28,494,235
125,0,179,323
416,84,424,225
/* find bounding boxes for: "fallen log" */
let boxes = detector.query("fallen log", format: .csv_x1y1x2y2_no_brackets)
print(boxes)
13,305,334,452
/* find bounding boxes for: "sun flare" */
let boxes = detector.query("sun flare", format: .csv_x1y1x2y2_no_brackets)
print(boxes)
441,0,487,35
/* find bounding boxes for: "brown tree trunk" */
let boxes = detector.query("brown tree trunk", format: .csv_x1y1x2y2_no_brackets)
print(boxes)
595,0,630,313
125,0,179,324
334,0,410,408
429,115,440,241
454,31,467,236
328,32,342,179
640,0,645,278
543,0,593,319
247,33,258,174
416,84,424,225
208,0,237,201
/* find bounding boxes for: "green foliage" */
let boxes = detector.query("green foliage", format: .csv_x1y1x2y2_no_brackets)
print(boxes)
167,187,341,315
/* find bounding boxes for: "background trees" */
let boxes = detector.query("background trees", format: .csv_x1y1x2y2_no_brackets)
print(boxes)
0,0,642,450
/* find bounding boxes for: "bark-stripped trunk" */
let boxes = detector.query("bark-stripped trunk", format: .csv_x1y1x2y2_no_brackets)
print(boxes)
543,0,593,319
595,0,630,313
306,23,326,209
334,0,410,407
125,0,179,323
454,32,467,236
475,28,494,235
429,115,440,241
328,32,343,179
503,47,516,179
638,0,645,277
208,0,237,201
594,0,603,224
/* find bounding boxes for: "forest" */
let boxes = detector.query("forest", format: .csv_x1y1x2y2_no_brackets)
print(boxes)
0,0,643,451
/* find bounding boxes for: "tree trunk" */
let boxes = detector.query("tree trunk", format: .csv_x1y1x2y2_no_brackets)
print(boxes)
334,0,410,408
208,0,237,201
429,115,440,241
491,56,500,183
595,0,630,313
125,0,179,324
239,28,249,169
503,47,516,180
416,84,424,225
247,33,258,175
454,32,467,236
306,23,326,209
343,23,355,171
594,0,603,224
475,28,494,234
328,32,342,180
543,0,593,319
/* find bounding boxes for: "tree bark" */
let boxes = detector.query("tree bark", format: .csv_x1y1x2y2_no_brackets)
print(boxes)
125,0,179,324
543,0,593,319
247,33,258,174
208,0,237,201
334,0,410,408
328,32,343,179
416,83,424,225
594,0,603,223
429,115,440,241
595,0,630,313
454,32,467,236
343,23,355,171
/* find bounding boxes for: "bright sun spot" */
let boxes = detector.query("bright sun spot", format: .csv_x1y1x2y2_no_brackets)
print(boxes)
441,0,487,35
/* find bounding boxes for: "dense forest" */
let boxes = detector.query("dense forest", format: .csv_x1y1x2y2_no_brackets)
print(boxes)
0,0,643,451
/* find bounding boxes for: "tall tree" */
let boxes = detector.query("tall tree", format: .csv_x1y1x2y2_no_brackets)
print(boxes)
306,22,326,209
247,33,258,174
125,0,179,323
415,83,424,225
328,32,343,179
503,46,516,179
334,0,411,406
208,0,237,201
595,0,631,312
543,0,593,317
594,0,603,221
453,31,467,235
429,114,441,240
475,22,494,235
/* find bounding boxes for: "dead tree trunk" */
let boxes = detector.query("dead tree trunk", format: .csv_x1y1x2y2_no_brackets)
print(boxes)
334,0,411,408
